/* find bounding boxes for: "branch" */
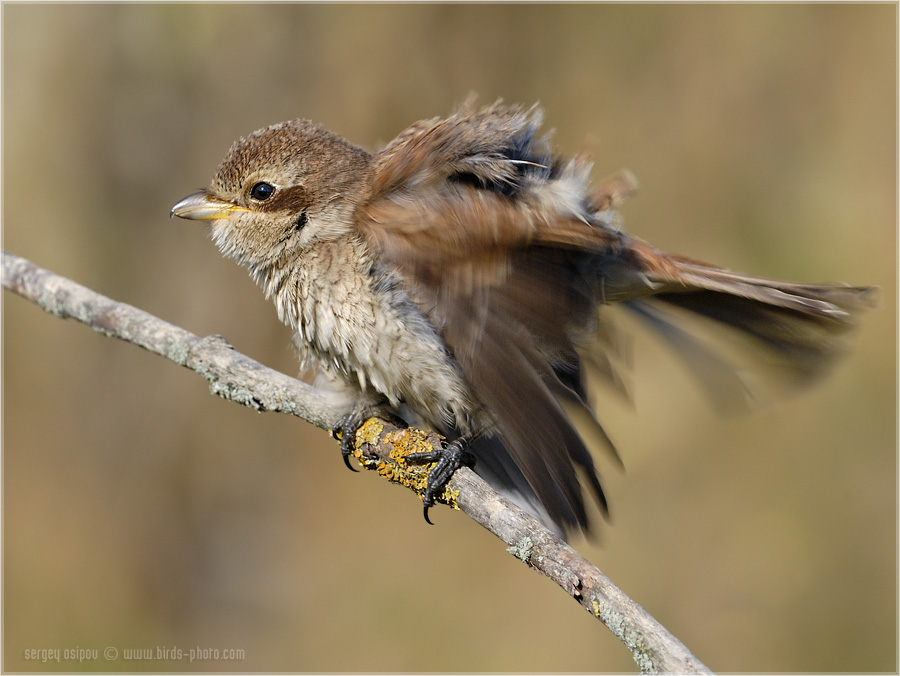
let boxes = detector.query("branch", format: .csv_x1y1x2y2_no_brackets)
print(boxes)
2,250,345,429
3,250,712,675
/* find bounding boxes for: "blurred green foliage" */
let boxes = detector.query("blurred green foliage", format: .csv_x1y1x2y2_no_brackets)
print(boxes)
3,4,895,672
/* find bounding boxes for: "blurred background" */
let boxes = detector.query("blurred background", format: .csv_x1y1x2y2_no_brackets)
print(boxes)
3,4,895,672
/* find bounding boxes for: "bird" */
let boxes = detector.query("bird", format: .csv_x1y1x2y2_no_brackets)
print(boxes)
171,100,875,537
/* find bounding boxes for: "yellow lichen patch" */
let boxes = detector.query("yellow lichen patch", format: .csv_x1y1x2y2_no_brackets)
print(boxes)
356,418,385,447
344,421,462,512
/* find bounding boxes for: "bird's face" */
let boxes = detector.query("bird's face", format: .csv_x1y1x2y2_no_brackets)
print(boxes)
172,119,372,277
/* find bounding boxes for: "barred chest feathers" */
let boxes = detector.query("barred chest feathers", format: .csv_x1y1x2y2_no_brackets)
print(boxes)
252,235,483,435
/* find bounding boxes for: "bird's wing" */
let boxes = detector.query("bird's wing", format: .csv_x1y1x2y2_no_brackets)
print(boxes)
354,102,877,532
356,102,620,532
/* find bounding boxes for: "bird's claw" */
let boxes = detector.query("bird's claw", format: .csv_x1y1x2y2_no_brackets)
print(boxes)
332,413,363,472
406,438,476,525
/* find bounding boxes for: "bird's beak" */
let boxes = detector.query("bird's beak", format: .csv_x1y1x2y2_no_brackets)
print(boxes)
170,191,247,221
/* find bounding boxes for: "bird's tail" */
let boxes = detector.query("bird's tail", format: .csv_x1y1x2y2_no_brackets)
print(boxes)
619,240,877,407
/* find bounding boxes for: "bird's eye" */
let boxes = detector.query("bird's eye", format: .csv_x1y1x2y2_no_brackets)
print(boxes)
250,182,275,201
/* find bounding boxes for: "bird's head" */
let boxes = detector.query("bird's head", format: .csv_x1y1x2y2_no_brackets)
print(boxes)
172,119,372,278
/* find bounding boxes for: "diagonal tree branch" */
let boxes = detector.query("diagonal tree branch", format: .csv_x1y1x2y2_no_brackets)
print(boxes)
2,250,712,675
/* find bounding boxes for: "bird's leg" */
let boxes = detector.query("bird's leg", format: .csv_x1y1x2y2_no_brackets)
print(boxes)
405,438,477,524
331,406,407,471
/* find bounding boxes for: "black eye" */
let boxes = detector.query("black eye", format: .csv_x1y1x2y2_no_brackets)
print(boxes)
250,182,275,201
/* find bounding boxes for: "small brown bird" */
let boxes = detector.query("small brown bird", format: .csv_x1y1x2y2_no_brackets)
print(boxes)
172,101,874,536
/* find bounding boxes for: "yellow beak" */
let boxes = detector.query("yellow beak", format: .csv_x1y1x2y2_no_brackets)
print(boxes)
170,191,247,221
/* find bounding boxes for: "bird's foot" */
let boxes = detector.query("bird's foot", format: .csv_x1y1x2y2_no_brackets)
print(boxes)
332,408,407,471
405,438,477,524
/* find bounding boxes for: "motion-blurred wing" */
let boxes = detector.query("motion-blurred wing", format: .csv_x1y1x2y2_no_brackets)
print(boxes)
358,102,616,532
